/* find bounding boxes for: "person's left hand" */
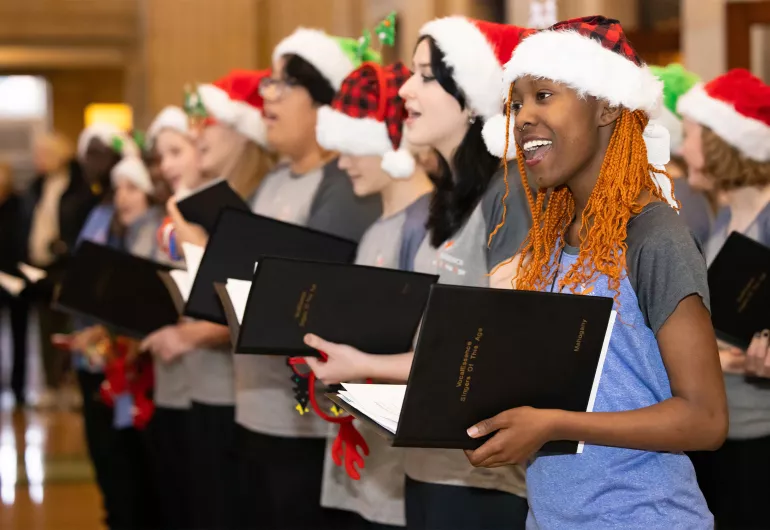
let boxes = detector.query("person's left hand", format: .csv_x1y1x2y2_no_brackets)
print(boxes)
140,324,194,363
746,330,770,378
464,407,557,467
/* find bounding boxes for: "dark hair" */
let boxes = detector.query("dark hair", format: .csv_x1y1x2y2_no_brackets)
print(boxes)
283,54,336,106
419,36,501,247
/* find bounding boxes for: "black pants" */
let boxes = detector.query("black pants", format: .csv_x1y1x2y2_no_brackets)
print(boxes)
690,435,770,530
188,401,238,530
146,406,194,530
405,476,528,530
234,425,355,530
77,369,159,530
0,294,28,402
38,304,70,389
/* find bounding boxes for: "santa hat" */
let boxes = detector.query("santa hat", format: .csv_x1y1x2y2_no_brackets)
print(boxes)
419,17,535,121
147,106,190,147
677,69,770,163
649,64,700,156
77,123,139,161
316,62,414,178
110,156,153,194
193,69,270,147
273,28,381,90
484,16,676,207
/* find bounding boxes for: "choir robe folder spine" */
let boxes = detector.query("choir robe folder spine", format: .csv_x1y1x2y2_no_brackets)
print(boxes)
330,284,616,454
235,257,439,357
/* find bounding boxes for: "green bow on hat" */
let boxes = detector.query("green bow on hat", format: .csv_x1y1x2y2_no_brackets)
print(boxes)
183,84,208,121
650,64,700,119
337,11,399,66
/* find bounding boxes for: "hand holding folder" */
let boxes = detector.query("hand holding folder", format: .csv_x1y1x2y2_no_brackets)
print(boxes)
329,285,616,455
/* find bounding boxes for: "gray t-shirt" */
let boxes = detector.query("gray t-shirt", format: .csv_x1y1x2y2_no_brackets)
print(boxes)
407,167,531,496
675,177,713,245
706,202,770,440
186,346,235,406
124,207,192,410
236,160,381,437
321,193,431,527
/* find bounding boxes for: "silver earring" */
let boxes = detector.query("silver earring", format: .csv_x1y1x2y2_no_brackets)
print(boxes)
469,114,476,125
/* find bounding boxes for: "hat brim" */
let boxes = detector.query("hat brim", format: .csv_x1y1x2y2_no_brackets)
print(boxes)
503,30,662,116
316,106,414,178
678,83,770,162
420,17,505,120
198,84,267,147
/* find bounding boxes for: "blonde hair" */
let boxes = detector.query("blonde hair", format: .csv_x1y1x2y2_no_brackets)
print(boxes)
702,127,770,191
225,140,276,199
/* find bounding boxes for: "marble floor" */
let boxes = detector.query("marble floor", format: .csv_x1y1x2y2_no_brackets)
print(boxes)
0,309,104,530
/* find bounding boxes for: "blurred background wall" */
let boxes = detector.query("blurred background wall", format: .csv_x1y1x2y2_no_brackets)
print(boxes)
0,0,768,182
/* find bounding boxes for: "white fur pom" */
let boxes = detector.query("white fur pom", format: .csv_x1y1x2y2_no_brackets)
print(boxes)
642,122,671,167
481,114,517,160
381,148,416,179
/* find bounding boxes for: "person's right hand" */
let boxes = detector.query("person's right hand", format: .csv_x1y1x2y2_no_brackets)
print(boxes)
69,325,111,353
302,334,373,385
166,197,209,248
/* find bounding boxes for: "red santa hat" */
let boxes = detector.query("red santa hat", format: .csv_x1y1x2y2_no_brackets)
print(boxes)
677,69,770,163
316,62,414,178
484,16,676,207
419,17,535,121
194,69,270,147
147,106,190,147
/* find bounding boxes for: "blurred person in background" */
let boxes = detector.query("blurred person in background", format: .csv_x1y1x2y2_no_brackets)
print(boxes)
141,73,274,530
650,64,714,244
66,151,163,530
679,69,770,530
20,131,97,407
0,161,29,406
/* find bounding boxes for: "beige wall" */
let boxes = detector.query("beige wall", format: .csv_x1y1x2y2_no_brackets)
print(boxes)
683,0,770,81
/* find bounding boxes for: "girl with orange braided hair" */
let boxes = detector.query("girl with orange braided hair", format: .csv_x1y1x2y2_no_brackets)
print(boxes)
467,17,727,529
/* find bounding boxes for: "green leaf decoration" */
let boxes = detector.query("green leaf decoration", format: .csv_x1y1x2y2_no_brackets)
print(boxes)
375,12,396,47
356,29,372,63
132,130,146,152
111,136,124,154
183,84,208,120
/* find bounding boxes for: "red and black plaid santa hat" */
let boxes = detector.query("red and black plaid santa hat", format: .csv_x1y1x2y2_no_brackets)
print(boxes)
484,16,676,206
419,17,535,122
677,69,770,163
316,62,415,178
193,69,270,147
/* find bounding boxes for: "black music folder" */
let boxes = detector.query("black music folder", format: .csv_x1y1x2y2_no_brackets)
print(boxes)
54,241,179,337
176,178,249,233
708,232,770,349
330,284,616,454
184,208,358,325
235,257,438,357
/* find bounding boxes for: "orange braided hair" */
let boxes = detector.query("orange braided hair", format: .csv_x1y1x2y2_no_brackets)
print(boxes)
490,82,678,303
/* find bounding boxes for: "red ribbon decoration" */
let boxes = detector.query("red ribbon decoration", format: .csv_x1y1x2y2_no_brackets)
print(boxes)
289,352,370,480
99,336,155,430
